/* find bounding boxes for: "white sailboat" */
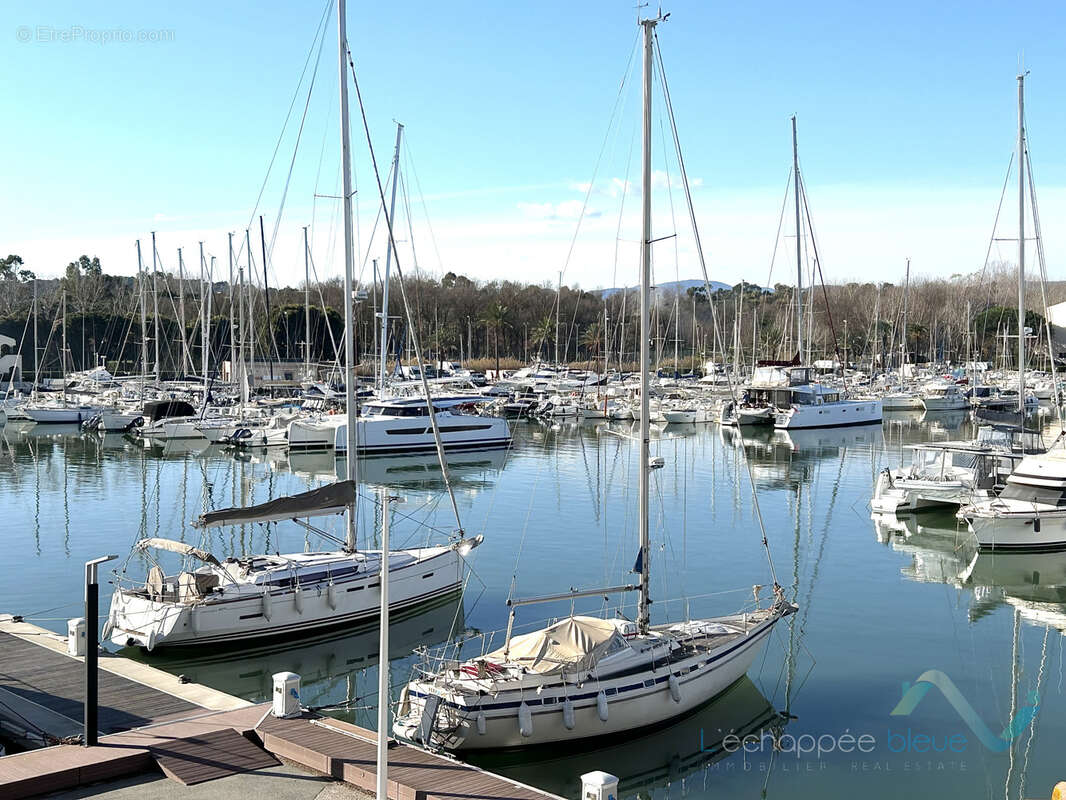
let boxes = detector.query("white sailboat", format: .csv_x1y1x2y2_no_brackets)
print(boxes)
105,482,477,649
956,72,1063,553
392,15,794,751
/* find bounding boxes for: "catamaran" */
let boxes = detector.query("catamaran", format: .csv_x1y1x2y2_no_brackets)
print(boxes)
392,14,795,751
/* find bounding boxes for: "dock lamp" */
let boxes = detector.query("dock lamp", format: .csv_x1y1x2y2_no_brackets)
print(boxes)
84,554,117,747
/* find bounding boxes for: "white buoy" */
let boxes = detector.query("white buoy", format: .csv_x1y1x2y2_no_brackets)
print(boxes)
563,698,576,730
476,711,487,735
518,701,533,737
327,582,338,610
668,674,681,703
294,587,304,614
262,590,273,621
146,629,157,652
596,690,609,722
189,608,199,633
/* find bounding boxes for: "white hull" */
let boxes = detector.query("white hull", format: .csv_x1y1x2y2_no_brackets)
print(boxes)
396,608,790,751
963,512,1066,552
24,405,105,424
100,410,143,431
289,413,511,454
108,545,465,649
774,399,882,429
921,396,968,411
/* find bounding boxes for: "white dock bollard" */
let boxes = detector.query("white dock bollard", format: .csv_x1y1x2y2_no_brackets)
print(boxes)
581,771,619,800
67,617,86,657
272,672,301,718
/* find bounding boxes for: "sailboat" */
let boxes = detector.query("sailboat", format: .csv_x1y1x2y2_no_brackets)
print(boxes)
391,15,795,751
744,119,882,430
956,73,1064,552
105,5,481,649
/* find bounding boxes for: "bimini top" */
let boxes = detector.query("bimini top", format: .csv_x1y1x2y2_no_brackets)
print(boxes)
485,615,622,675
193,480,355,529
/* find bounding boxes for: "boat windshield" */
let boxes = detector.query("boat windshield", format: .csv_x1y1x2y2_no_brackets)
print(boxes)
999,483,1066,506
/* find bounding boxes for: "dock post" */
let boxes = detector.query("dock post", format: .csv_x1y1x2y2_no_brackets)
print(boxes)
84,555,117,747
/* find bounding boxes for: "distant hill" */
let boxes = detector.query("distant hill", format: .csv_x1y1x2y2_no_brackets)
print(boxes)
598,278,767,297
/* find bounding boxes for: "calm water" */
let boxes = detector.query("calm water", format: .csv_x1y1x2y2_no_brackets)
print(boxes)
1,411,1064,799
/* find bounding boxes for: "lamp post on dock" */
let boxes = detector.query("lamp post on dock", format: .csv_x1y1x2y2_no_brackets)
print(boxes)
84,554,117,747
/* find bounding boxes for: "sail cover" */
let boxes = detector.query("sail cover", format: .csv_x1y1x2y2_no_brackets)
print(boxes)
194,480,356,529
484,615,621,675
135,538,221,566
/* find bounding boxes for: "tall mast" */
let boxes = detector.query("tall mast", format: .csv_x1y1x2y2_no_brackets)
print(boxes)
791,116,803,362
338,0,359,550
637,14,658,636
199,242,207,387
228,233,236,396
555,271,562,367
60,290,67,397
178,247,188,374
32,276,38,388
379,123,403,393
901,258,910,387
151,231,160,383
244,230,254,385
259,216,275,392
1017,72,1026,414
303,225,311,378
136,240,147,382
206,256,214,402
238,265,248,406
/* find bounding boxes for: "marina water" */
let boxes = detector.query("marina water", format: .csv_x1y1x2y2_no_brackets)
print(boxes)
1,413,1062,797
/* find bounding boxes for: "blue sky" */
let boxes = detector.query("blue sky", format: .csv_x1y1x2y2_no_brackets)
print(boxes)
4,0,1065,290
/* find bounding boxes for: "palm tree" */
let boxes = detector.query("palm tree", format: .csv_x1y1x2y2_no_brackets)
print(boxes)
530,315,554,362
581,321,603,373
480,302,510,377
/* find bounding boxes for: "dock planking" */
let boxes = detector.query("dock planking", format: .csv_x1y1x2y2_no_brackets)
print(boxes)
257,713,563,800
0,631,198,736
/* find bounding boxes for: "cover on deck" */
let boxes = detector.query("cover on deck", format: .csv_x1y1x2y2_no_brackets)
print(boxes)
193,480,355,529
136,538,221,566
485,615,621,675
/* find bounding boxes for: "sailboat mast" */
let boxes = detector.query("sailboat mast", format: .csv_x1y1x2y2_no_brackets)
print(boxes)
1017,72,1026,414
791,116,803,362
136,240,147,382
228,233,236,396
199,242,207,390
637,15,657,636
337,0,359,550
379,123,403,393
178,247,187,374
303,225,311,378
151,231,160,383
902,258,910,386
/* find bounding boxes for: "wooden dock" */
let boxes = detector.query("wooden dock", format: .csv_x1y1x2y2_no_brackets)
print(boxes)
0,616,565,800
257,712,560,800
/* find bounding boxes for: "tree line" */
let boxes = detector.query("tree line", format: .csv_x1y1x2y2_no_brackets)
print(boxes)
1,253,1062,380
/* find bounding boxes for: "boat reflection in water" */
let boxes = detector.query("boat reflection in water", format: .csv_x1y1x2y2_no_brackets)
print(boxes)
960,548,1066,629
285,448,510,490
465,677,784,800
720,423,882,492
873,507,1066,630
125,592,464,711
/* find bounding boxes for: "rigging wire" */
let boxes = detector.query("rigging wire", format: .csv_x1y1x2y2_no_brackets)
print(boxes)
654,31,780,590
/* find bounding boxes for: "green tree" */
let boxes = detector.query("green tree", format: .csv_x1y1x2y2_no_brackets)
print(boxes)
530,315,554,361
480,302,510,377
